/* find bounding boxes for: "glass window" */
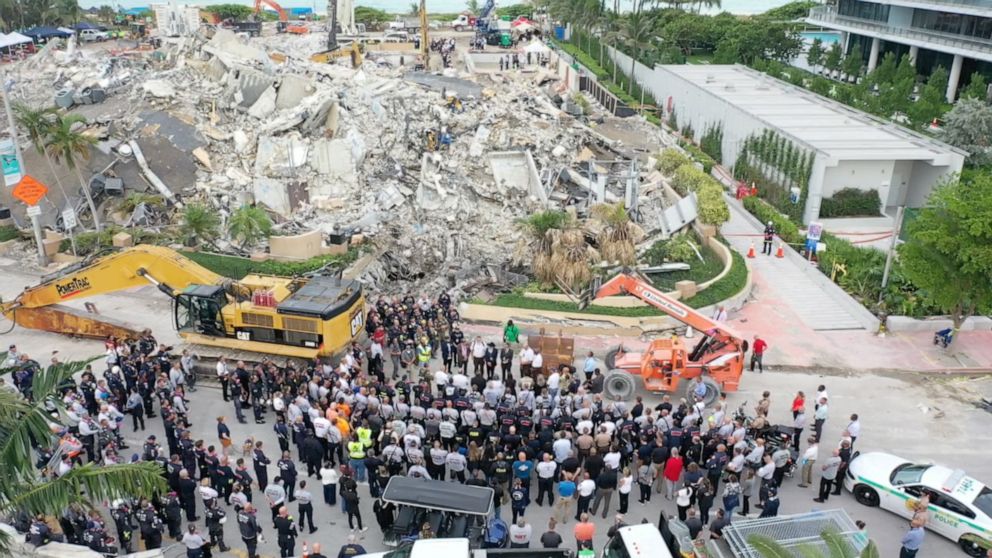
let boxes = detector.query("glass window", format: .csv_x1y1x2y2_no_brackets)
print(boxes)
384,544,415,558
603,535,632,558
891,464,930,486
973,486,992,518
932,494,976,519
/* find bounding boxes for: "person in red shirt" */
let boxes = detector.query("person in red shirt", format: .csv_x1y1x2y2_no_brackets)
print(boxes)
791,391,805,419
751,335,768,373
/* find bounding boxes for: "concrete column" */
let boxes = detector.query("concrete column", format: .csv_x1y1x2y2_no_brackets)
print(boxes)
946,53,964,103
840,31,849,54
867,37,881,72
908,45,919,67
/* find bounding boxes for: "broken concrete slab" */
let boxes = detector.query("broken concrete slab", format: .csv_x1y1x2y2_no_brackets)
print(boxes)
142,79,176,98
233,130,251,154
255,134,309,178
192,147,213,171
252,177,291,216
404,71,483,98
247,85,277,119
276,74,316,110
489,150,547,203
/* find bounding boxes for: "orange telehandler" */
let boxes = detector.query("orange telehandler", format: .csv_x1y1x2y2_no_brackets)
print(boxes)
587,273,747,405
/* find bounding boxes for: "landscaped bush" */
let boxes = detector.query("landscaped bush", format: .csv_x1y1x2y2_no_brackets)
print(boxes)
742,196,802,245
670,163,730,226
60,226,172,256
181,249,358,280
672,164,710,196
678,140,716,173
644,234,698,265
683,248,748,308
657,148,692,176
0,225,18,242
819,188,882,218
699,123,724,162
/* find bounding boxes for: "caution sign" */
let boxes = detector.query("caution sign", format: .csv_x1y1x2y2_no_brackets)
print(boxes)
11,175,49,206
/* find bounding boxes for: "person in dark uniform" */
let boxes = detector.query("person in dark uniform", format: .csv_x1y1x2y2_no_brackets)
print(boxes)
178,470,198,521
253,441,271,491
274,506,298,558
163,491,183,540
277,451,298,502
204,499,230,552
237,503,263,558
762,221,776,255
137,500,164,550
110,502,135,554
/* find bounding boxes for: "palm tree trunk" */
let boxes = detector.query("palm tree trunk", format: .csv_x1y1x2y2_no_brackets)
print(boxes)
73,166,101,232
629,52,637,95
42,152,70,206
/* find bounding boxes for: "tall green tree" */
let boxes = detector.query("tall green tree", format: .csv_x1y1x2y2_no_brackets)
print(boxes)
899,172,992,330
806,38,824,74
12,103,70,206
909,65,948,129
824,41,843,74
466,0,480,14
44,114,101,232
939,98,992,167
0,355,166,553
841,51,863,83
57,0,80,24
228,205,273,249
960,73,988,102
620,3,658,95
181,203,222,247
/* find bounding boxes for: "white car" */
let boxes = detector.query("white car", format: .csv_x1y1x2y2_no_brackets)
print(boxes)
79,29,109,42
844,451,992,556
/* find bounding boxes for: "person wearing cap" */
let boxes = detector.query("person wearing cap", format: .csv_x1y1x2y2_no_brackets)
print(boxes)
762,220,776,255
759,486,780,518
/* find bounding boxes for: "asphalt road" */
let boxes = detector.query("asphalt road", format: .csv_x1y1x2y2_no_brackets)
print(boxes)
2,265,989,558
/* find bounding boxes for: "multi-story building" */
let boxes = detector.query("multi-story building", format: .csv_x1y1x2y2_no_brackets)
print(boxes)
807,0,992,102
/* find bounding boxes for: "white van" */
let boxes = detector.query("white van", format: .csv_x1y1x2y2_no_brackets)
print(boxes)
602,524,673,558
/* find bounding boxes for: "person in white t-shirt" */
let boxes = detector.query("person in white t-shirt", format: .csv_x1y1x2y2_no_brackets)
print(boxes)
509,518,532,548
531,350,544,376
535,454,558,507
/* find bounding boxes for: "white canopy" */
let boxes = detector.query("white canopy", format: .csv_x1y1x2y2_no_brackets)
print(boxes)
0,32,32,49
522,40,550,54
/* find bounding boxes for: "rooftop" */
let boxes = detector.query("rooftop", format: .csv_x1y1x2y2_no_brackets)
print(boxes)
663,64,967,163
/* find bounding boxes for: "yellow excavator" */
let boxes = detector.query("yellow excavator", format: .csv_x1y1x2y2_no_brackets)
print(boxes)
0,245,365,359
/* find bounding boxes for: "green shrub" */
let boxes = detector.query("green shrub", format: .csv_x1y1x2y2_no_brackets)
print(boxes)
697,185,730,225
180,249,359,280
819,188,881,218
699,123,724,162
644,234,698,265
678,140,716,173
672,164,710,196
0,225,18,242
60,226,171,256
657,148,692,176
742,196,802,245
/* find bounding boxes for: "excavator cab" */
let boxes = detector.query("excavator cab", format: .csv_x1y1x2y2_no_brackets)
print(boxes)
174,285,227,337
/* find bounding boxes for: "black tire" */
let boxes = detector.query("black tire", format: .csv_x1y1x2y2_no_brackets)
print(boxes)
852,484,879,507
605,346,622,370
684,376,720,406
603,369,636,401
959,536,987,558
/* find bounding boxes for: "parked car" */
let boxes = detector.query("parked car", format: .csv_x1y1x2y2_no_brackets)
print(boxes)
79,29,110,42
844,451,992,556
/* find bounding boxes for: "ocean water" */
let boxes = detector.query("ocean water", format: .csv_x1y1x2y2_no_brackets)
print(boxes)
81,0,796,16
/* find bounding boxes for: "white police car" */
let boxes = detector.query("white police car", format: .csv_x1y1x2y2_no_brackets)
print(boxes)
844,451,992,556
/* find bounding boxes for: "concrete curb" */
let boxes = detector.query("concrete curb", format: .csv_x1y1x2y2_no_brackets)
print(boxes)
763,364,992,376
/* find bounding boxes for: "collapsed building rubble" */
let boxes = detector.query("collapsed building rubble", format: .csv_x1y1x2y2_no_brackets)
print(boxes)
2,27,678,297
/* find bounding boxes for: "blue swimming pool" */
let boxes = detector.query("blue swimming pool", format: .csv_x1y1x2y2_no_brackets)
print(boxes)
801,31,842,44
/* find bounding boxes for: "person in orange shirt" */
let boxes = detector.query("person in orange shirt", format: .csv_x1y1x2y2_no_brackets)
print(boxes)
573,513,595,553
336,417,351,439
791,391,805,419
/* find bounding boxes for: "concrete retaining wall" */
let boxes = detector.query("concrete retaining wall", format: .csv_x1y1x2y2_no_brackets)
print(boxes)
886,315,992,332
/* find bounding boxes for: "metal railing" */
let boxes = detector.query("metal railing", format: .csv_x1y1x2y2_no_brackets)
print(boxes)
722,509,867,558
808,5,992,56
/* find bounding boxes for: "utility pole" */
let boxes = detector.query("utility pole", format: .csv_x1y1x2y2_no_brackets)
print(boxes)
327,0,337,51
0,74,46,266
878,205,905,303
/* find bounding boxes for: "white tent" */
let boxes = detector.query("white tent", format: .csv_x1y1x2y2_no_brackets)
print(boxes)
0,32,32,49
522,40,550,54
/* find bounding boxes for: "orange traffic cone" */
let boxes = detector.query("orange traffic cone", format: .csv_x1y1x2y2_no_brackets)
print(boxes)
747,242,756,258
775,243,784,258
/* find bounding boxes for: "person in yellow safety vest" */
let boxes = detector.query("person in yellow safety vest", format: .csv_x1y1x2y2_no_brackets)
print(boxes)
356,421,373,450
347,434,367,483
416,337,432,369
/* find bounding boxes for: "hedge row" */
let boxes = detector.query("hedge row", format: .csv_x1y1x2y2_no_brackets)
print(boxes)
0,225,18,243
678,140,717,174
667,154,730,226
180,249,358,280
819,188,882,218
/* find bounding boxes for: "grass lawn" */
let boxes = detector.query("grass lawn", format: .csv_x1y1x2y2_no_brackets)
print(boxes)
648,242,725,291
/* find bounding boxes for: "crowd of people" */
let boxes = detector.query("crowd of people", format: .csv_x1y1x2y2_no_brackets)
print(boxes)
3,292,874,558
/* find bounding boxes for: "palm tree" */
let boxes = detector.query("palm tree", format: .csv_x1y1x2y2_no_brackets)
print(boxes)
591,202,645,265
45,114,101,231
97,4,115,24
57,0,80,24
748,529,879,558
228,204,273,249
0,354,166,553
621,6,659,95
181,203,221,247
12,103,70,206
515,210,570,284
550,227,599,290
408,2,419,16
466,0,480,14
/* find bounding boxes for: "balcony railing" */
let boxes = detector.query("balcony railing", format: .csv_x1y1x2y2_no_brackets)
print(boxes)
808,5,992,56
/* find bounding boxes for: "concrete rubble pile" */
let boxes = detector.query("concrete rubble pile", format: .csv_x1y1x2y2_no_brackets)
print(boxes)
8,29,669,296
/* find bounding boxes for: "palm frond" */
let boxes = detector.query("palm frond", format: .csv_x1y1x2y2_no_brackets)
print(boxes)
822,528,856,558
796,543,826,558
859,541,880,558
747,534,794,558
7,462,167,515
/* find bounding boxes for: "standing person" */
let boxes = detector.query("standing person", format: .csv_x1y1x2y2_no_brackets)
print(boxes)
510,478,530,524
762,221,775,255
509,518,532,548
676,483,694,521
204,499,230,552
833,441,853,496
798,437,818,488
573,513,595,554
574,472,595,521
847,413,861,447
791,391,805,419
319,461,339,507
504,320,520,344
535,454,557,507
814,449,842,503
217,357,230,402
664,448,684,499
342,479,367,532
253,441,271,491
296,480,317,534
554,475,576,525
499,343,514,382
181,524,207,558
541,519,563,548
618,467,633,514
697,478,715,525
793,408,807,451
721,474,741,518
759,487,780,518
750,336,767,373
347,434,367,483
900,518,926,558
637,459,655,504
217,416,233,456
813,398,829,442
273,507,297,558
590,466,618,519
582,352,597,382
237,503,262,558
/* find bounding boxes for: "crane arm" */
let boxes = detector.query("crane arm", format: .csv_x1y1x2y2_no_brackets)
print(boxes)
255,0,288,22
4,245,224,311
593,273,744,343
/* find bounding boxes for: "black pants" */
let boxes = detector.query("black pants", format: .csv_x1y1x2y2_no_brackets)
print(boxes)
473,357,484,374
208,528,227,551
347,509,363,530
130,409,145,431
575,495,591,520
255,468,268,491
638,483,651,503
818,477,833,501
183,501,197,522
512,506,526,524
306,460,319,478
619,491,629,514
833,466,847,495
278,536,295,558
750,353,763,373
741,495,750,515
537,478,554,506
298,503,315,531
323,483,337,506
762,239,773,255
243,536,258,558
899,547,919,558
814,419,825,442
144,531,162,549
220,378,229,401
